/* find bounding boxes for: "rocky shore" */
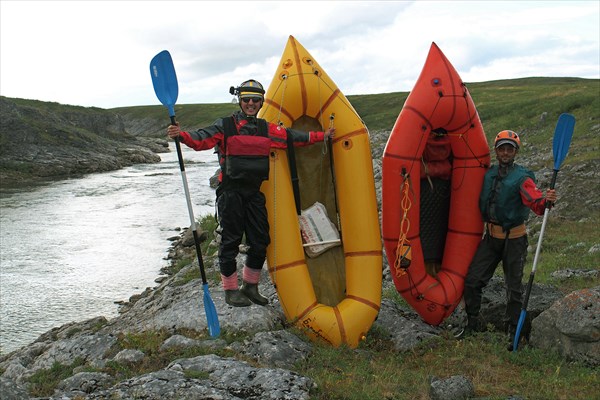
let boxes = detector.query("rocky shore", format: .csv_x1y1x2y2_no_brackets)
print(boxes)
1,219,598,399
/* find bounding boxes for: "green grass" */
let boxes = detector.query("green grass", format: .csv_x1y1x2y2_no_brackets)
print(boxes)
524,212,600,293
298,327,599,400
170,214,222,287
28,358,86,397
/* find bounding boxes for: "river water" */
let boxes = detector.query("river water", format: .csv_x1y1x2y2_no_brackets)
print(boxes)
0,143,218,354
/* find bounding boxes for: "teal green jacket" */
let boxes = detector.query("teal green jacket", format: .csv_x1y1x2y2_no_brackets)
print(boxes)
480,164,536,230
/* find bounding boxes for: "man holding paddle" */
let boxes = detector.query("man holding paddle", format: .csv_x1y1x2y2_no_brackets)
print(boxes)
167,79,334,307
459,130,557,350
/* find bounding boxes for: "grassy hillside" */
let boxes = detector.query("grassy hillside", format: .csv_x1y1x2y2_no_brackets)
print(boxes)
116,78,597,138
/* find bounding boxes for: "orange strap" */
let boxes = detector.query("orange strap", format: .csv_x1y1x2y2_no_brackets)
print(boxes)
394,174,412,277
487,223,526,239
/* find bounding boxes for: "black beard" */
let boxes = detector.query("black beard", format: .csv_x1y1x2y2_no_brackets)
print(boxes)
498,160,514,177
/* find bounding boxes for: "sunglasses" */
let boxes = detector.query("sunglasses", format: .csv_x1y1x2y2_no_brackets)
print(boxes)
241,97,263,103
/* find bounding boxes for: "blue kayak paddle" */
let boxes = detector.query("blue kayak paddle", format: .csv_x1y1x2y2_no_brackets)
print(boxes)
150,50,220,338
513,113,575,352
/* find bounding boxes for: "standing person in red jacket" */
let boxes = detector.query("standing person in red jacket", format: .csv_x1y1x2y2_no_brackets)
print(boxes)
167,79,334,307
458,130,557,350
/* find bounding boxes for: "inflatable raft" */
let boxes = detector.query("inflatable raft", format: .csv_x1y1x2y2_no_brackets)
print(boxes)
258,36,382,347
382,42,491,325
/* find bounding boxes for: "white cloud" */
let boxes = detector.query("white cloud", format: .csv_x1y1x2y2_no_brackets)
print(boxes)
1,1,597,109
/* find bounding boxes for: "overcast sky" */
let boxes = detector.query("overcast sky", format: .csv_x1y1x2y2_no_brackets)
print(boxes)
1,1,598,109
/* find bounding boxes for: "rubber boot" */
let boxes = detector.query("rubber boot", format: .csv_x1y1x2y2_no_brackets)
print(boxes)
225,289,251,307
240,282,268,306
455,316,479,340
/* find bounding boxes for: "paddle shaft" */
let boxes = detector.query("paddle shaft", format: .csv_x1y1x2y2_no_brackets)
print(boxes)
172,116,208,284
513,178,553,351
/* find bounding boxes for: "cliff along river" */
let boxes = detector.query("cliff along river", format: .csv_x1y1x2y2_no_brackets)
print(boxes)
0,143,218,354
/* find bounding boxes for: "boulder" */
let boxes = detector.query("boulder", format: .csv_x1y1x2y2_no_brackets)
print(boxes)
530,286,600,366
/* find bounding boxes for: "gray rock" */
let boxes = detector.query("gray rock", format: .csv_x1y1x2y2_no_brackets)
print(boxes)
476,276,563,336
30,333,117,373
429,375,475,400
374,299,441,352
168,354,314,400
160,334,227,352
0,376,29,400
235,330,313,369
104,265,283,336
1,362,27,383
55,371,115,396
113,349,145,364
551,268,599,281
530,286,600,366
160,334,202,351
82,369,235,400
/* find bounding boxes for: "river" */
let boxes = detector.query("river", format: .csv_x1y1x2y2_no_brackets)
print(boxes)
0,143,218,354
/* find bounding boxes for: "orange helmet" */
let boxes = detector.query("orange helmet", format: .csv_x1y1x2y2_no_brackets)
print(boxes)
494,130,521,149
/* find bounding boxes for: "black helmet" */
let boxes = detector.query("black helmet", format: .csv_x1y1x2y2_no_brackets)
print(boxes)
229,79,265,100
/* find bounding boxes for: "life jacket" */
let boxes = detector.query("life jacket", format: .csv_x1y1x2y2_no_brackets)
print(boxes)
222,116,271,184
480,163,535,230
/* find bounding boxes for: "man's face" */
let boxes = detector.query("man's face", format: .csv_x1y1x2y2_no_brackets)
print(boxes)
240,96,263,116
495,144,517,165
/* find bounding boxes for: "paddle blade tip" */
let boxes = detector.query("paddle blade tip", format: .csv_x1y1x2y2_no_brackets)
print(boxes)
150,50,179,110
552,113,576,169
203,285,221,337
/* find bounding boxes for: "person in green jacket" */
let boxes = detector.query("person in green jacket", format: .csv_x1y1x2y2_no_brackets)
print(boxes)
458,130,557,350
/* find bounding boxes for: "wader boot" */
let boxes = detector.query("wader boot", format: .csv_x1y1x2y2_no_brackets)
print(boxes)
455,316,479,340
240,282,268,306
225,289,251,307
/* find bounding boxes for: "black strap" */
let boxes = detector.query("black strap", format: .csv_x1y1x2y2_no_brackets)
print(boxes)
221,117,236,182
286,129,301,215
257,118,268,137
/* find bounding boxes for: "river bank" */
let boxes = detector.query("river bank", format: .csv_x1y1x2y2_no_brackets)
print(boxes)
0,97,168,187
0,144,218,354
